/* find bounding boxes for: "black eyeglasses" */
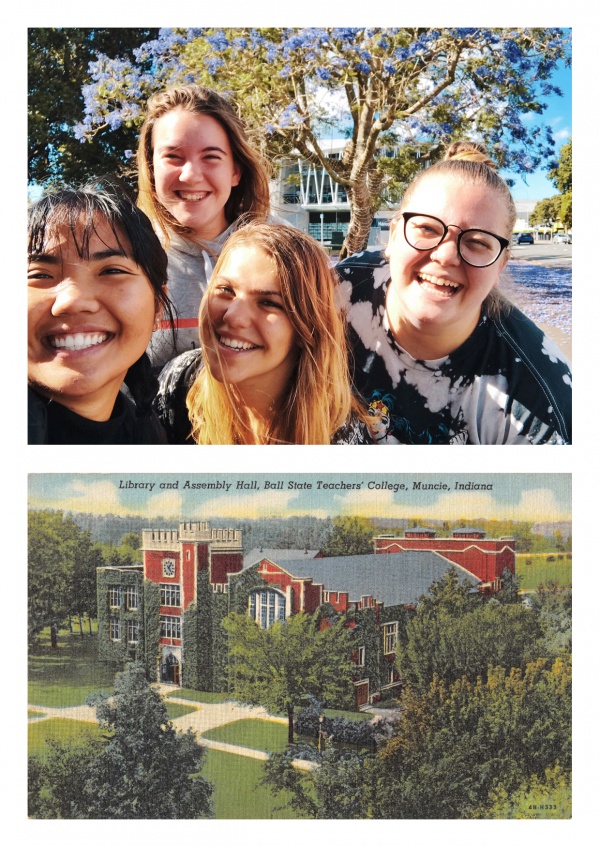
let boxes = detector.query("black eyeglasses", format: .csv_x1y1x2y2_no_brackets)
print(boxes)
402,212,509,268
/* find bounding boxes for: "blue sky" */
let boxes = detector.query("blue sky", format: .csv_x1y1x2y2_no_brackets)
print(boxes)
504,60,572,201
28,473,571,524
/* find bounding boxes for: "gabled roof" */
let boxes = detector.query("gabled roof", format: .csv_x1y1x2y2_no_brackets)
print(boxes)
243,548,320,569
274,552,480,607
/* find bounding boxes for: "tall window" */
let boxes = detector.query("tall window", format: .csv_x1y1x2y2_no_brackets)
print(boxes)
160,615,181,639
354,645,366,667
109,617,121,641
127,619,139,644
124,585,139,610
383,621,398,655
160,584,181,607
108,586,121,608
249,589,286,629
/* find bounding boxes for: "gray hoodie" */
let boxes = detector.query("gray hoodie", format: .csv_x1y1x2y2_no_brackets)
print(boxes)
147,223,236,369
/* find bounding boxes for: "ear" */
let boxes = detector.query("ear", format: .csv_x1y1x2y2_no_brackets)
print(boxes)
385,218,400,258
231,160,242,188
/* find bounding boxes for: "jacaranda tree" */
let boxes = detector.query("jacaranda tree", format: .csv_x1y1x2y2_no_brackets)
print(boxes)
73,27,570,257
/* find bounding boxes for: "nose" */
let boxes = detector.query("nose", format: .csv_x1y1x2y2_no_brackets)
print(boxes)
51,279,100,316
179,158,204,183
429,227,462,266
222,296,252,327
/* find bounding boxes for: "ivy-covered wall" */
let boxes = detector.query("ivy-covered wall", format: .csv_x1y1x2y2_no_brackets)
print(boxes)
142,580,161,680
96,568,144,667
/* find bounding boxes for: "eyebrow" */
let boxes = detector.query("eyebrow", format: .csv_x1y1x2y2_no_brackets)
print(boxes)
158,144,228,155
28,248,130,263
215,277,283,298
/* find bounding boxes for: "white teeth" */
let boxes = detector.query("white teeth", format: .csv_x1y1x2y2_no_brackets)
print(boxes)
179,192,209,201
49,332,109,351
419,273,460,289
219,336,258,351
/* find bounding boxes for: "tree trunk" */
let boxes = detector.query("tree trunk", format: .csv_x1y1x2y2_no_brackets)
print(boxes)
50,622,58,649
338,175,379,261
78,614,84,637
287,705,295,745
88,616,93,635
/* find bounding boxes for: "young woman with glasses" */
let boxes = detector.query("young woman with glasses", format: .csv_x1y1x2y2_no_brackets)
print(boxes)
336,142,572,444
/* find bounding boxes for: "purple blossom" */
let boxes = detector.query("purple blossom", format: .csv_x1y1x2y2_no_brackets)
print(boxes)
205,56,225,76
206,31,230,52
124,149,134,159
355,61,371,74
316,67,332,81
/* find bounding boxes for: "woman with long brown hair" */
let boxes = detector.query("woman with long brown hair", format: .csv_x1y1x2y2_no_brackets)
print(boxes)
137,85,271,368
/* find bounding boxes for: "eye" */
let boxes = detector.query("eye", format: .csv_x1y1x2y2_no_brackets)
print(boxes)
260,298,284,310
27,266,55,285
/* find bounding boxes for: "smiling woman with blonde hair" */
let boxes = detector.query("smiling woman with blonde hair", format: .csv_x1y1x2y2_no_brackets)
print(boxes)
155,222,369,444
336,140,572,445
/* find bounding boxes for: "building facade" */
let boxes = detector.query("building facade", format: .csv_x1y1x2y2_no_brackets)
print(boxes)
97,523,515,707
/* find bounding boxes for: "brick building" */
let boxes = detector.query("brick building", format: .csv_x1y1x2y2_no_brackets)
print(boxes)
97,523,515,706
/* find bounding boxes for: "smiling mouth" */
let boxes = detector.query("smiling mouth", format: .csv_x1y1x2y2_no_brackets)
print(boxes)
218,335,260,352
47,332,111,351
177,191,210,201
417,272,463,296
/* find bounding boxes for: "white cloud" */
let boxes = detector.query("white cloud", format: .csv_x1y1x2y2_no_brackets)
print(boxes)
145,491,184,519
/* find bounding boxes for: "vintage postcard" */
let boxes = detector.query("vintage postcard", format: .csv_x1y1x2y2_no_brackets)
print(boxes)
28,472,571,821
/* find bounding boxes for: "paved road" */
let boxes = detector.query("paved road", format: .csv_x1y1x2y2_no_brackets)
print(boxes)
510,241,571,265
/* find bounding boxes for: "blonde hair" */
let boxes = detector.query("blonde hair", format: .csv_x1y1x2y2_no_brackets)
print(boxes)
396,140,515,318
137,85,270,245
186,223,360,444
399,140,517,238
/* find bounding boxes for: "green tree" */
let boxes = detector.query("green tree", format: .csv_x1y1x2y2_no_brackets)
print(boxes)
397,577,542,694
529,194,562,227
371,657,571,818
547,138,572,228
320,516,376,556
223,611,353,743
74,27,569,257
28,28,158,188
85,663,213,818
28,740,102,819
28,510,87,647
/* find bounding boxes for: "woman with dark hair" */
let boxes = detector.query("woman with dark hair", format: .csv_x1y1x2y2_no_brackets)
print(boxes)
337,142,572,444
28,186,174,444
137,84,272,368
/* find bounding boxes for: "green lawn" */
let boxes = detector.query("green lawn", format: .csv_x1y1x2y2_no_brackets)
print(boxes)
323,707,372,721
202,719,289,753
29,628,115,707
203,749,305,819
29,718,105,758
165,701,198,720
516,554,572,591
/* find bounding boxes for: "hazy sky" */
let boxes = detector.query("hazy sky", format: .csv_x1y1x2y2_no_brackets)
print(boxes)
28,473,571,524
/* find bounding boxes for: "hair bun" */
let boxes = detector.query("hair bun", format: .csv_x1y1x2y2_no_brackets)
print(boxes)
443,141,497,170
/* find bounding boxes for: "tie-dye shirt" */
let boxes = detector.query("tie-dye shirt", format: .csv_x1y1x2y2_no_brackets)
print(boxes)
336,250,572,445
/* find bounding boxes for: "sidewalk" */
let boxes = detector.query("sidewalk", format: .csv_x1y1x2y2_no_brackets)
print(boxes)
28,692,317,771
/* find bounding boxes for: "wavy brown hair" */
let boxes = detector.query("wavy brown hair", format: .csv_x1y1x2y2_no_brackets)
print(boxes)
186,223,361,444
137,85,270,245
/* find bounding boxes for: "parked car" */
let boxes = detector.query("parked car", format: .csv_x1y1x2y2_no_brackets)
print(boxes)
553,233,571,244
517,232,534,245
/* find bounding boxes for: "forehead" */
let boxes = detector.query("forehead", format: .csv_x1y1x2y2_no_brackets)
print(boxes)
153,108,233,151
217,243,279,286
404,174,508,234
34,215,131,258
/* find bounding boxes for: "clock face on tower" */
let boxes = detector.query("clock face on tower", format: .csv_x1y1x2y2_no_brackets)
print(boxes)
162,559,176,578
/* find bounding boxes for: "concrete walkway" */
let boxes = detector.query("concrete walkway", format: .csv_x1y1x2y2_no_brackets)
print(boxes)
28,689,317,771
